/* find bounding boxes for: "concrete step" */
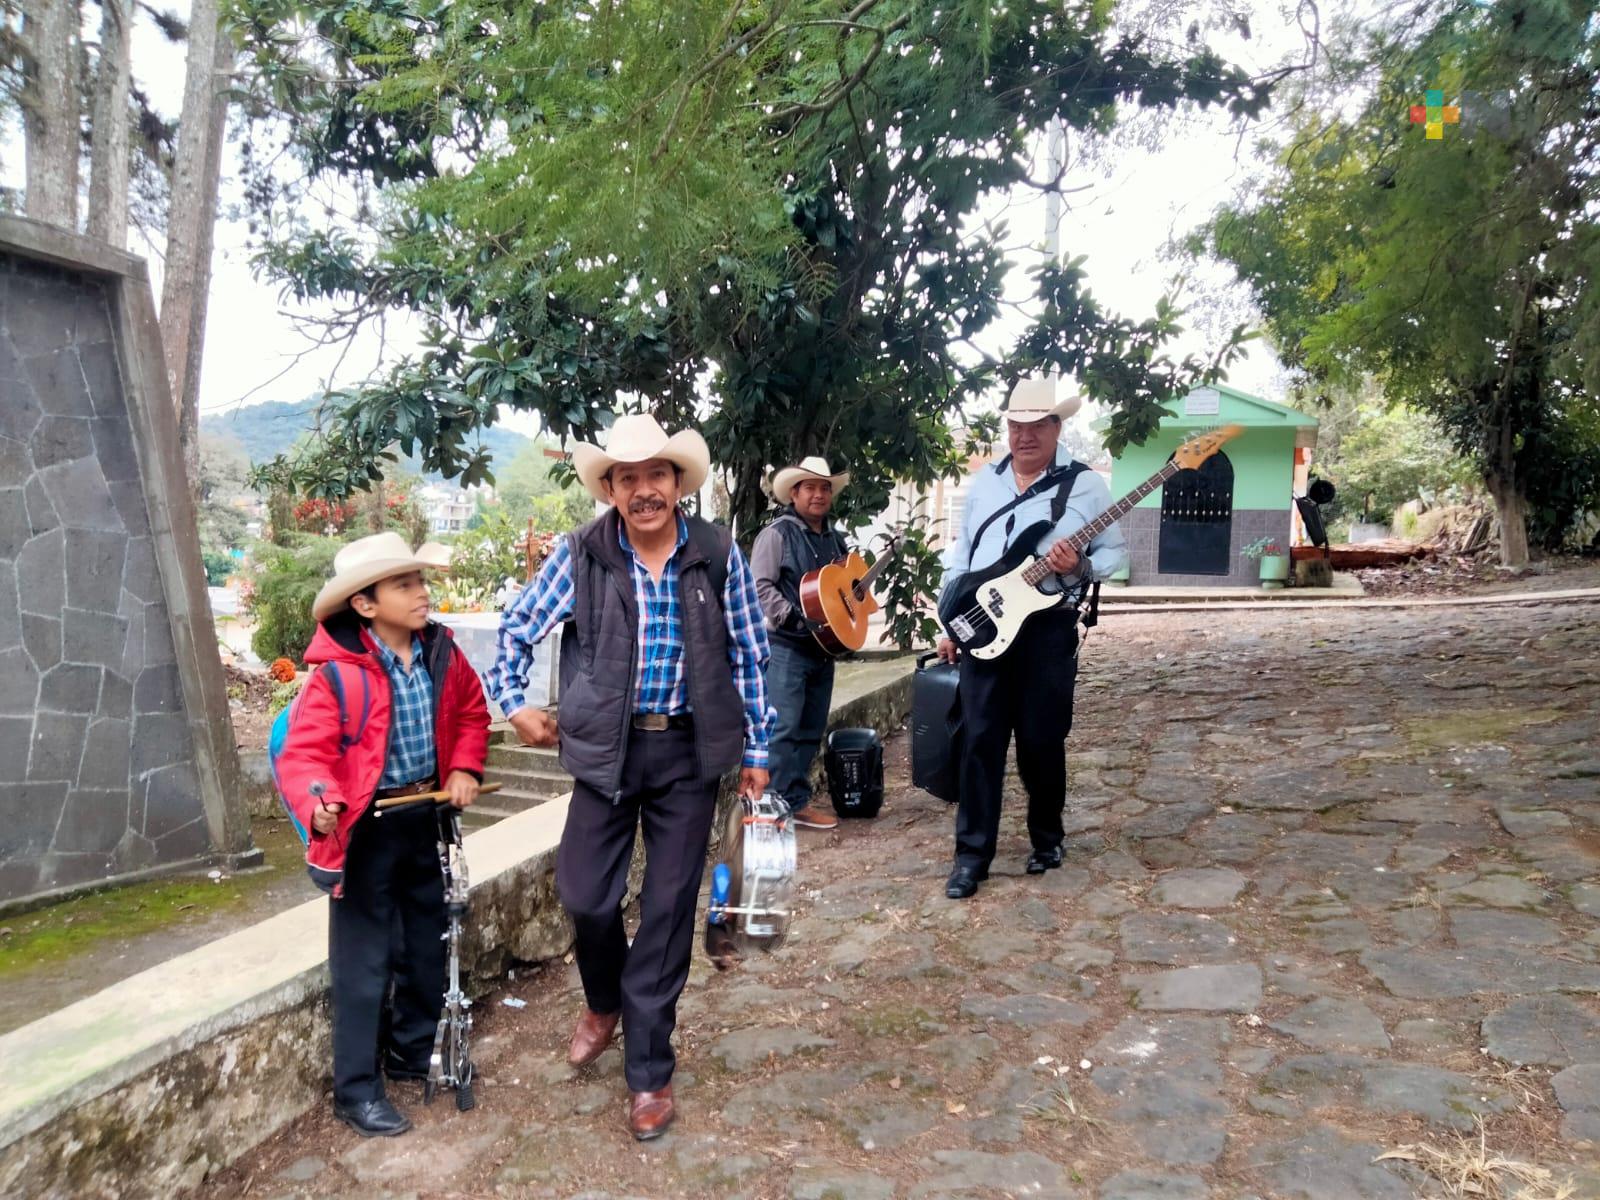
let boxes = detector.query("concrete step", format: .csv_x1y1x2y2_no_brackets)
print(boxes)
459,804,521,829
486,741,563,768
484,763,571,800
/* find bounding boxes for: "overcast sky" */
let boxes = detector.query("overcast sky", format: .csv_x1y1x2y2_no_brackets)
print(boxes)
3,3,1333,447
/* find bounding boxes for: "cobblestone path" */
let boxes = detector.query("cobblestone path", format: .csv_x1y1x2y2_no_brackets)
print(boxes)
212,602,1600,1199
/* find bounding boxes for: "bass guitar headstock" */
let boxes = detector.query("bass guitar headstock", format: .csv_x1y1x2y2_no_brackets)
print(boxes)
1173,423,1244,470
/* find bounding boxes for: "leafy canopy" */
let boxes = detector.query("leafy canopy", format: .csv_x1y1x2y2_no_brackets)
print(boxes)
235,0,1270,640
1201,0,1600,556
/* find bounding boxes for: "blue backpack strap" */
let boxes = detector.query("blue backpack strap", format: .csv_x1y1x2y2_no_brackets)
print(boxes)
318,661,372,750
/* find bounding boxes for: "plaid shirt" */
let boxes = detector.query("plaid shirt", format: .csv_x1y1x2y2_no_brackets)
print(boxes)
489,513,774,769
368,633,437,788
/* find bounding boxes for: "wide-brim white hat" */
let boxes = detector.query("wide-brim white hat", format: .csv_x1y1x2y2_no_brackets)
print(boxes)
770,455,850,505
1004,377,1082,422
570,413,711,503
312,532,453,622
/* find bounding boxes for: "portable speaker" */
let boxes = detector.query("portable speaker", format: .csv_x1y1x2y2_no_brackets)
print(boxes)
824,727,884,818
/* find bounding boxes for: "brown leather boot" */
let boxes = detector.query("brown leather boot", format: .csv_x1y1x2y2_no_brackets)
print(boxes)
567,1008,620,1067
628,1083,675,1140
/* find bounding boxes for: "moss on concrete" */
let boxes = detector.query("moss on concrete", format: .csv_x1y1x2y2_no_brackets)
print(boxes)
0,818,302,980
1400,707,1564,750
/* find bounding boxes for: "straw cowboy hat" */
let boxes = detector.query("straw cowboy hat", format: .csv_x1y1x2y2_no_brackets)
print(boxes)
1004,376,1082,422
570,413,711,504
770,455,850,505
312,532,453,622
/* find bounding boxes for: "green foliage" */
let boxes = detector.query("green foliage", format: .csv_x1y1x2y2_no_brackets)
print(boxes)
245,535,342,663
269,677,304,716
493,441,596,532
197,435,254,560
874,515,946,651
1292,392,1476,529
1201,0,1600,559
231,0,1269,609
1240,536,1283,561
444,507,527,607
202,550,236,586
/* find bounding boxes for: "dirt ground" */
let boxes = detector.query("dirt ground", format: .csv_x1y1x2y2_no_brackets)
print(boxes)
199,597,1600,1200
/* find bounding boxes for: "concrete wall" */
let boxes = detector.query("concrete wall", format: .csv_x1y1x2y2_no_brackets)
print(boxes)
0,659,914,1200
0,217,252,910
1121,506,1295,588
1111,423,1299,587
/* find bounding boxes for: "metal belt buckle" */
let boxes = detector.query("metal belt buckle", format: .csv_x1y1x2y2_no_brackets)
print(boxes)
634,712,669,732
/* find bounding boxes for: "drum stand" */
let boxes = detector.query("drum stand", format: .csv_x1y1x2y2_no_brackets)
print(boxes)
425,806,475,1111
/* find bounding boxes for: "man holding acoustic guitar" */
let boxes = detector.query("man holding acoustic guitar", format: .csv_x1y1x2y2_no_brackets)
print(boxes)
749,456,857,831
935,378,1130,900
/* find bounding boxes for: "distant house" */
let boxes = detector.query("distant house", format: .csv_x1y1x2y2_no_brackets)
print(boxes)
1097,384,1318,587
419,482,495,534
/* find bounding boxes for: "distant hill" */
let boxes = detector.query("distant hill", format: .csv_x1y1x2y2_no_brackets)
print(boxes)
201,399,533,481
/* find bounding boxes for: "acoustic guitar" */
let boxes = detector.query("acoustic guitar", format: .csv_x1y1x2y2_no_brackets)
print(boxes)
939,425,1243,659
798,539,899,656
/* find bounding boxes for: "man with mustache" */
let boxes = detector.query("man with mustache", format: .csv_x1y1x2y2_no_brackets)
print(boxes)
489,413,774,1140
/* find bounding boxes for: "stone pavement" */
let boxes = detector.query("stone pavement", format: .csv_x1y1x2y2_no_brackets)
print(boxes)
206,601,1600,1199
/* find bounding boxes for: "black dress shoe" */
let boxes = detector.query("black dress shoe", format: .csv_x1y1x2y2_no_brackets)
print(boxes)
334,1097,412,1137
945,865,987,899
1026,847,1064,875
383,1050,431,1082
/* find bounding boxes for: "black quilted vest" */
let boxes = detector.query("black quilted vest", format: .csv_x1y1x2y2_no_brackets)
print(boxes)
556,508,745,800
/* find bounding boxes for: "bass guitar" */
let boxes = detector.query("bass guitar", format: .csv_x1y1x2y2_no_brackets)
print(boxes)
939,425,1242,659
798,538,899,656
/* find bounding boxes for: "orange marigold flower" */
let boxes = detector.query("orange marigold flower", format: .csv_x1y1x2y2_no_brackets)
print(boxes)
269,657,297,683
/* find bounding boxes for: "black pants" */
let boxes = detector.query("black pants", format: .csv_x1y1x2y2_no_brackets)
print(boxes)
328,800,446,1105
765,638,835,812
954,611,1079,872
558,725,717,1092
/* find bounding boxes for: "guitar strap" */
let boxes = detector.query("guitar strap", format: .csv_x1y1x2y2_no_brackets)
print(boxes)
967,459,1102,630
967,459,1090,566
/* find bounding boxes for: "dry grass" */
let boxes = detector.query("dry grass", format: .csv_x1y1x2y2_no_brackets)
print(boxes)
1023,1079,1109,1135
1376,1123,1578,1199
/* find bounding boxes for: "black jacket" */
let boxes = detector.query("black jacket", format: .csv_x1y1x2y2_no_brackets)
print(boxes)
749,507,849,657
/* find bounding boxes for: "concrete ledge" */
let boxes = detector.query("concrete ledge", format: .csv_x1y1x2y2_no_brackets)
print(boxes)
0,796,572,1199
0,657,916,1199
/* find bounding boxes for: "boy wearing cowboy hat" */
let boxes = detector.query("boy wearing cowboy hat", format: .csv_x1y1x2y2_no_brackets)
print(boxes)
488,413,775,1140
749,455,853,830
935,377,1127,899
274,532,491,1137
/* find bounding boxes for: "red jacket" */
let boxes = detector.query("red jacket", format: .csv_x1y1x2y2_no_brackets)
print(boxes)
275,614,491,896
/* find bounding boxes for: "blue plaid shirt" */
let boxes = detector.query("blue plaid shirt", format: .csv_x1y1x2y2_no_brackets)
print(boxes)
368,633,437,788
489,513,775,769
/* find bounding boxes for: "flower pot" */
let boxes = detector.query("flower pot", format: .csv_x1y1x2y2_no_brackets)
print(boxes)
1258,554,1290,589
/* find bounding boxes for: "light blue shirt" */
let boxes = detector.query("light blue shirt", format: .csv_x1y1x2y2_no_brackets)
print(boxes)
940,447,1129,597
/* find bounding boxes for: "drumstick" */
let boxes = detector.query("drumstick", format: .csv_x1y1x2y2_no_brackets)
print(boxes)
374,782,502,810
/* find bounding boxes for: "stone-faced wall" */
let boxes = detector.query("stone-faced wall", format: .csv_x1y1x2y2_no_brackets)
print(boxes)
1,219,250,907
1120,507,1293,588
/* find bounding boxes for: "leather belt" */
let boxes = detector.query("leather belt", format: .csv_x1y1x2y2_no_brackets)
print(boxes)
375,777,438,800
631,712,692,732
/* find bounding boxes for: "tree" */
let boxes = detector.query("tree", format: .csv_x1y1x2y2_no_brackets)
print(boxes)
237,0,1268,591
197,432,254,557
86,0,133,245
494,441,595,533
1296,392,1476,532
1201,0,1600,564
17,0,79,226
162,0,235,492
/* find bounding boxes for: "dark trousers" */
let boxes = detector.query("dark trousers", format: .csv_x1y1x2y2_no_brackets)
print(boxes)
328,801,446,1105
765,638,835,812
954,612,1079,872
558,725,717,1092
